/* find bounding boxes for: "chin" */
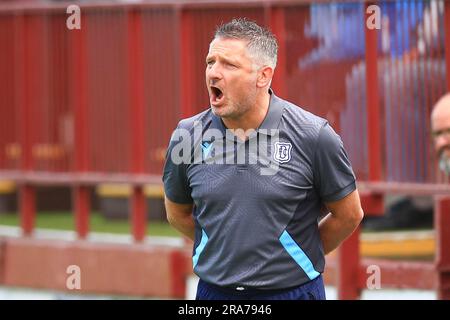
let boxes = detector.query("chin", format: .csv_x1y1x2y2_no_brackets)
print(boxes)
211,105,230,117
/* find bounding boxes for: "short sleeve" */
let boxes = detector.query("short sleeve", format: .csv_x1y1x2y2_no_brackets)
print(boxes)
313,123,356,202
162,125,193,204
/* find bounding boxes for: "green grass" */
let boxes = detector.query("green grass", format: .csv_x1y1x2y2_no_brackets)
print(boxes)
0,211,181,237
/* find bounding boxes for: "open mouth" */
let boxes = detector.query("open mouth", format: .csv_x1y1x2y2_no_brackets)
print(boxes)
210,85,224,104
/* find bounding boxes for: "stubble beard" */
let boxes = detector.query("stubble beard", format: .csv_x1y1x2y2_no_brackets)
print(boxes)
212,97,254,122
439,152,450,176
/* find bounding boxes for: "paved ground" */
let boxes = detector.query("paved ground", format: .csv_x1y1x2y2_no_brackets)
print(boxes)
0,225,437,300
185,275,436,300
0,279,436,300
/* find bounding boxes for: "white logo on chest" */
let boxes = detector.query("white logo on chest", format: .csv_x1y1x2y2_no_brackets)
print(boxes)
273,142,292,163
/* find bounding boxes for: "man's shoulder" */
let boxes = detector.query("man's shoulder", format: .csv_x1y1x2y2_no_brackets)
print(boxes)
177,108,213,132
278,97,328,138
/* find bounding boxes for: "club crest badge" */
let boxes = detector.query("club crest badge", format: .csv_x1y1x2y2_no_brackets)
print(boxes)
273,142,292,163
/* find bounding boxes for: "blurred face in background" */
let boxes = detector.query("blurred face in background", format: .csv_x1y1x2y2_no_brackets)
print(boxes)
432,98,450,175
205,38,260,120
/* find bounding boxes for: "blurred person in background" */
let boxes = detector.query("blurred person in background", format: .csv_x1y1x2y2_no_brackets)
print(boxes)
432,93,450,176
364,94,450,232
163,18,363,300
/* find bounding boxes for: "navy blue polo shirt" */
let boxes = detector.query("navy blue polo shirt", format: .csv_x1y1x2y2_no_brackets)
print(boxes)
163,90,356,290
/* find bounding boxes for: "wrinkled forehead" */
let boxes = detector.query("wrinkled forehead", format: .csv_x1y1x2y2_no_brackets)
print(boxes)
432,103,450,129
207,37,251,58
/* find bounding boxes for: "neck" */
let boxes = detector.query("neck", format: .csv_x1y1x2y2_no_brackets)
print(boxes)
222,90,271,139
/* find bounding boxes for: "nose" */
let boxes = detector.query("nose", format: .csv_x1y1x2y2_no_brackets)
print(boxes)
206,63,222,82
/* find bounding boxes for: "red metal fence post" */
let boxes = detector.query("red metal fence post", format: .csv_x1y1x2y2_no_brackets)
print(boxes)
178,9,195,118
336,1,383,300
337,227,362,300
73,186,89,239
71,12,90,239
128,9,147,242
445,0,450,92
266,5,287,97
17,13,36,236
434,0,450,301
365,1,382,182
435,196,450,300
359,193,384,216
19,185,35,236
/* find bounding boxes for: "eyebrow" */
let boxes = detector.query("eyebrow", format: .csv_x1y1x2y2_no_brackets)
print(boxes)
431,127,450,137
206,55,238,65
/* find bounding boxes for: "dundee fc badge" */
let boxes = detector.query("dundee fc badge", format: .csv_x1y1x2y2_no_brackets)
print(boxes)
273,142,292,164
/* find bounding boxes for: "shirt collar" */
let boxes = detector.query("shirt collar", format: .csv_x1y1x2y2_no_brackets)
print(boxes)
209,88,285,140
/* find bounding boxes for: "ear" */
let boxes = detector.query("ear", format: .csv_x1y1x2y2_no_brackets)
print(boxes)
256,66,274,88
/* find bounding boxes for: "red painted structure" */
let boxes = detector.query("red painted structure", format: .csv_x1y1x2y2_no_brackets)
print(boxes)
0,0,449,299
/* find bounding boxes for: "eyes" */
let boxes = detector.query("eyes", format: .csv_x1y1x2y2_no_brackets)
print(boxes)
432,127,450,140
206,59,237,69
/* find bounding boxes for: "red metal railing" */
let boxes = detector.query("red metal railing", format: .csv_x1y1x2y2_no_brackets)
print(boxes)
0,0,449,299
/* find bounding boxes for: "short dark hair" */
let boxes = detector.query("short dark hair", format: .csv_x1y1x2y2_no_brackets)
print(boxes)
214,18,278,69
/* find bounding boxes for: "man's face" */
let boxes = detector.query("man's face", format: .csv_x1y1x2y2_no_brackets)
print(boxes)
432,106,450,174
205,38,259,120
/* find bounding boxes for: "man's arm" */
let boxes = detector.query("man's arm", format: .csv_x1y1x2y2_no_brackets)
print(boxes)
319,189,364,255
164,196,195,241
